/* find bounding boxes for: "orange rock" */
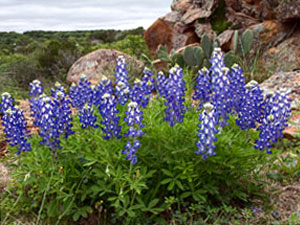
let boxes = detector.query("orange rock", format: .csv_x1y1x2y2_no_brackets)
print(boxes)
144,18,173,56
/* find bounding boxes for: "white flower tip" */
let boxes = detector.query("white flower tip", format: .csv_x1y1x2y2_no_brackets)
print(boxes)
102,93,110,99
101,76,108,81
32,80,41,85
55,81,61,87
134,78,141,84
203,102,214,110
245,80,258,89
80,74,86,79
128,101,138,108
202,67,209,72
117,81,125,87
1,92,11,98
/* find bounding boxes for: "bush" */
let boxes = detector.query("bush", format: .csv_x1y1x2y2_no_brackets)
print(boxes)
0,50,291,224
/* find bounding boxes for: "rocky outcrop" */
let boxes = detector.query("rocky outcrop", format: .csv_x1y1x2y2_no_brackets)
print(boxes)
260,71,300,138
279,2,300,22
145,0,300,72
67,49,144,84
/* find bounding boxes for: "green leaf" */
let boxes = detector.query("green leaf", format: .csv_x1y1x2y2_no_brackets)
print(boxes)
47,199,59,218
148,198,159,208
168,181,175,191
161,178,172,185
161,169,173,177
72,211,81,222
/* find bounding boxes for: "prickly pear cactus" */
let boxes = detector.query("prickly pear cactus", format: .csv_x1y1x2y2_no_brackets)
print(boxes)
201,34,212,59
241,29,253,55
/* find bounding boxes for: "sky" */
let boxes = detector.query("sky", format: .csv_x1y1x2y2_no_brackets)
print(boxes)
0,0,171,33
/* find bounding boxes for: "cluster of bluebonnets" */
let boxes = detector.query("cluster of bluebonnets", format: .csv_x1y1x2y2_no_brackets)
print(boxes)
0,49,291,162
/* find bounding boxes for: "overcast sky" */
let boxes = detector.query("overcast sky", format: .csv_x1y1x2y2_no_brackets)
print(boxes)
0,0,171,33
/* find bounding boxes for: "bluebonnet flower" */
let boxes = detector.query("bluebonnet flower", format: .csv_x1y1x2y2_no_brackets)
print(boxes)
52,90,74,138
209,48,225,69
122,140,140,165
229,64,246,111
250,206,262,213
99,93,121,139
255,89,291,153
156,71,167,97
1,107,31,155
115,81,130,105
236,80,264,130
94,76,114,106
142,67,155,95
163,65,186,126
122,102,145,164
124,101,145,137
29,80,44,118
79,103,99,129
69,75,93,109
37,96,61,149
193,67,211,109
51,81,65,97
210,66,232,128
29,80,43,98
130,78,149,108
195,103,218,160
114,55,129,86
0,92,14,114
272,211,281,217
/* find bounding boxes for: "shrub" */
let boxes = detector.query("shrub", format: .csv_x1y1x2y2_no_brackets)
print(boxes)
0,50,291,224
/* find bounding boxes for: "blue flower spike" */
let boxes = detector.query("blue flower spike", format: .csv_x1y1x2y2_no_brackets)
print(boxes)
195,102,218,160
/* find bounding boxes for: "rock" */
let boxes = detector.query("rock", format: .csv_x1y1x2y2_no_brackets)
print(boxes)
260,71,300,109
175,42,200,54
67,49,144,84
194,21,215,39
263,30,300,72
171,28,199,51
260,71,300,139
279,2,300,22
152,59,169,72
181,8,212,24
217,29,234,51
171,0,193,11
144,18,173,56
164,11,184,23
225,0,275,28
145,17,199,56
250,20,285,46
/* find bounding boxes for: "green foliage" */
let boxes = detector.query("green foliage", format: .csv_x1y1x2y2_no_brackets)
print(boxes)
0,28,149,98
0,92,274,224
210,0,231,34
91,35,150,60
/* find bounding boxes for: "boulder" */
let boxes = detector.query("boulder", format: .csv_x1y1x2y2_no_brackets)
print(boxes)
171,0,193,11
144,17,199,56
262,30,300,72
67,49,144,84
279,2,300,22
144,18,173,56
217,29,234,51
181,8,212,24
194,21,215,39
